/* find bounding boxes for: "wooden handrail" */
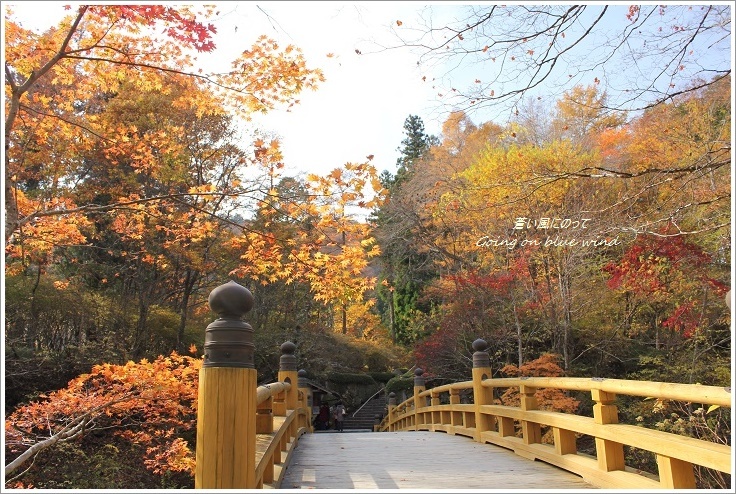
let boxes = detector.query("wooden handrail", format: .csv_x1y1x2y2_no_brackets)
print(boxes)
257,381,291,405
481,377,732,406
254,379,309,488
379,339,732,490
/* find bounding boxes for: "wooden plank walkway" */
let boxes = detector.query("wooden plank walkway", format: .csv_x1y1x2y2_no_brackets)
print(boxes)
280,431,596,490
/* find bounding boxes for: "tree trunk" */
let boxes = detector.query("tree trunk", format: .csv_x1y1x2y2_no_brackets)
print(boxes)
177,269,198,353
388,286,396,343
513,303,523,368
341,303,347,335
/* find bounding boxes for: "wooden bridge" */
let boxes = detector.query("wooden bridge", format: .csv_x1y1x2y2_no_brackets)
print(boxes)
280,431,594,489
195,281,732,490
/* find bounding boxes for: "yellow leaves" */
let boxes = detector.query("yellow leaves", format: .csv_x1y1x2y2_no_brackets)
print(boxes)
5,192,91,270
188,183,216,194
222,35,324,115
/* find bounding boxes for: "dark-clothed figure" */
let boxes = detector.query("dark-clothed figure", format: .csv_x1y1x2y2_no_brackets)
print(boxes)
334,402,346,432
318,403,330,430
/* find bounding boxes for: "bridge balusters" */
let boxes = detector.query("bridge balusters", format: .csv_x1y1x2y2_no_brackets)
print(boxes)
519,382,541,445
591,387,625,472
656,454,696,489
471,339,495,442
195,281,257,489
430,388,441,427
553,426,578,456
257,395,274,434
449,387,462,432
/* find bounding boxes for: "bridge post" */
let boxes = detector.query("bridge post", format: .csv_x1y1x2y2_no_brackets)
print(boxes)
471,339,495,442
373,413,382,432
298,369,313,432
591,386,625,472
278,341,299,412
413,368,426,431
387,392,396,431
195,281,257,489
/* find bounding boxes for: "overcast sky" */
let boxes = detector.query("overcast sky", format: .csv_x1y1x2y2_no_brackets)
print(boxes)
5,1,451,179
215,2,448,178
6,2,732,180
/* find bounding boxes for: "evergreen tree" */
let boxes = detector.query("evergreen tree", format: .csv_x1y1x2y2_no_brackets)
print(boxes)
374,115,437,344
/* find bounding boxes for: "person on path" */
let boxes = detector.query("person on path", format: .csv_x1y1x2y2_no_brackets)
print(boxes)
334,402,346,432
318,403,330,430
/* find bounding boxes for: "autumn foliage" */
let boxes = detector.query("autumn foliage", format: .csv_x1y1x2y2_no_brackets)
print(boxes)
5,352,201,486
3,4,731,489
498,354,580,415
603,232,728,337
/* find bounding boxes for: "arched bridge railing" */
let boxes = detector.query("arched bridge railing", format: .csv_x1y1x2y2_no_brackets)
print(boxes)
194,281,312,489
380,339,731,490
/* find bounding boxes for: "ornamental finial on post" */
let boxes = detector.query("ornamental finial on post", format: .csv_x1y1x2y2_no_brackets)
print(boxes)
280,341,298,371
414,367,425,387
297,369,309,388
472,338,490,368
203,281,255,368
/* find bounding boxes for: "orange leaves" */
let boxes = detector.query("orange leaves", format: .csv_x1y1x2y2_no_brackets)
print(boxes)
329,168,344,181
5,352,202,476
223,35,324,116
4,4,324,252
5,191,91,273
595,127,629,160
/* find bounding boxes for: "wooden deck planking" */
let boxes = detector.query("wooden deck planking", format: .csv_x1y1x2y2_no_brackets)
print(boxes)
280,431,596,490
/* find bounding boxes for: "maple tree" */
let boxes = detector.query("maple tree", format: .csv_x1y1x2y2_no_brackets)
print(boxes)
226,147,386,336
4,4,323,251
5,5,392,354
497,353,580,416
603,231,728,344
5,351,201,485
